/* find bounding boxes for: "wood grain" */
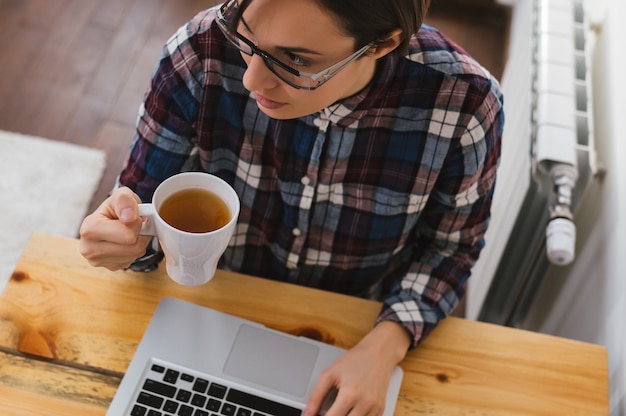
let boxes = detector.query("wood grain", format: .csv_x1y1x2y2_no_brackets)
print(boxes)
0,233,609,415
0,234,380,371
0,350,118,415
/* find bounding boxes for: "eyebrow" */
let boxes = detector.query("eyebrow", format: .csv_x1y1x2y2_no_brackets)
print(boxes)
241,17,324,56
275,46,323,56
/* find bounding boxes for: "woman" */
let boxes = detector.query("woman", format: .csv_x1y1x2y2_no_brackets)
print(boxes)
79,0,504,414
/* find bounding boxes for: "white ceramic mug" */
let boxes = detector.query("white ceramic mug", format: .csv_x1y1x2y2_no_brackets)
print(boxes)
138,172,240,286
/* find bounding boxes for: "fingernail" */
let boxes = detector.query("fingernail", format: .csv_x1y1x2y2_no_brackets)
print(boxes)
119,208,135,222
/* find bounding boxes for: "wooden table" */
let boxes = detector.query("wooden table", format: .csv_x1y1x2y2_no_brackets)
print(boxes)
0,233,609,415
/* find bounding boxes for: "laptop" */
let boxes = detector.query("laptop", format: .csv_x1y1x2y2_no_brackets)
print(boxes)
107,297,403,416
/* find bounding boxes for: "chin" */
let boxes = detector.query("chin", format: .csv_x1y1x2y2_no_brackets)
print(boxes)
256,105,308,120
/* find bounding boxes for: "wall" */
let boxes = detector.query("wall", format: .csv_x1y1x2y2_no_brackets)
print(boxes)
467,0,534,320
523,0,626,413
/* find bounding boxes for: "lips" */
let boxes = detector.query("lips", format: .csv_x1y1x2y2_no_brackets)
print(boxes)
253,93,286,110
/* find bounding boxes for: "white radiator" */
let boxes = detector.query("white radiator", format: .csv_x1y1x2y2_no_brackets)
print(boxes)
467,0,597,324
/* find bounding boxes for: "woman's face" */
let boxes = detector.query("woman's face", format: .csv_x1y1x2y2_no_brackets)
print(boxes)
237,0,378,120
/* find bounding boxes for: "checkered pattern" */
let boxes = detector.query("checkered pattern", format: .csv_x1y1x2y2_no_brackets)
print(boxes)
119,6,504,348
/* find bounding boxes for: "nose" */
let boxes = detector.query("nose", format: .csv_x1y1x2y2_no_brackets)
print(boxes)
241,53,280,91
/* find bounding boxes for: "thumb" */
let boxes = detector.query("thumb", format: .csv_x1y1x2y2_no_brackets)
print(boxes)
111,187,142,224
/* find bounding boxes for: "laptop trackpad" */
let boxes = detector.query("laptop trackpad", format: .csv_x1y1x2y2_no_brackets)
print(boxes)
224,324,320,397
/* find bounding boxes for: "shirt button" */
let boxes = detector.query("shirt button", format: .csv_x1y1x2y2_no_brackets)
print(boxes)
292,228,301,237
301,176,310,186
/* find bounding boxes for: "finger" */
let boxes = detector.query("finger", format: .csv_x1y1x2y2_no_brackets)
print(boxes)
79,234,151,265
331,386,384,416
109,187,142,224
336,393,381,416
82,249,148,270
96,260,134,271
81,189,145,243
85,251,143,270
304,373,337,416
324,389,355,416
80,213,145,245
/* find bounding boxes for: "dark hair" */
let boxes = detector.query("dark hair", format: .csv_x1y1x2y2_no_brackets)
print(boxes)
315,0,431,54
230,0,431,55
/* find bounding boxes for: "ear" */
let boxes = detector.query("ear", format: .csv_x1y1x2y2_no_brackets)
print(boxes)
368,28,403,59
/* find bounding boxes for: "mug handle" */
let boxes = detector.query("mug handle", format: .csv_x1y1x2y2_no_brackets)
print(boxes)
138,203,157,236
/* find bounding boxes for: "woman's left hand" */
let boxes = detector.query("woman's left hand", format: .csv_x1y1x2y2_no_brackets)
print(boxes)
303,321,411,416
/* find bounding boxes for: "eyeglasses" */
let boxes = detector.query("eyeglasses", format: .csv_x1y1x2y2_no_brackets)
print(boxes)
216,0,373,90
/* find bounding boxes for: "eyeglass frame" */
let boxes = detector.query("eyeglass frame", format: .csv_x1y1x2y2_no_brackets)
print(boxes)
216,0,375,90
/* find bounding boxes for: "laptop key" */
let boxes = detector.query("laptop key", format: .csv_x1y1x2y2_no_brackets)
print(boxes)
178,404,194,416
137,392,164,409
206,398,222,411
151,364,166,374
236,408,252,416
131,405,148,416
164,369,180,384
191,393,208,407
220,403,236,416
193,378,210,393
227,389,301,416
177,389,192,403
208,383,227,399
143,379,177,398
164,399,179,413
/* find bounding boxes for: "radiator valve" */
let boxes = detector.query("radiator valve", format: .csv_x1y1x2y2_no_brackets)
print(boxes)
546,217,576,265
546,166,577,266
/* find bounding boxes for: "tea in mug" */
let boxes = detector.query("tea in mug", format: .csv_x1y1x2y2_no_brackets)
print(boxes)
158,188,230,233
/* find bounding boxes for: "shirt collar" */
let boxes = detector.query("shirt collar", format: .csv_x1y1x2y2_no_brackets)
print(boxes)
317,55,398,128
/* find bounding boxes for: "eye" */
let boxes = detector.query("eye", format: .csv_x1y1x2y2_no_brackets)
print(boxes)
239,21,252,37
283,51,311,69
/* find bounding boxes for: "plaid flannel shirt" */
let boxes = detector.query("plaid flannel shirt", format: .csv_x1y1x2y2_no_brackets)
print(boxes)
119,6,504,348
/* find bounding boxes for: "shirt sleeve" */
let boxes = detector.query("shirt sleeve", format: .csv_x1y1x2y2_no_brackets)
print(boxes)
117,17,206,201
376,75,505,349
118,17,208,271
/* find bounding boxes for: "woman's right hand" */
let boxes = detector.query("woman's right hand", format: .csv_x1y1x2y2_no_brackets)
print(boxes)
79,187,153,271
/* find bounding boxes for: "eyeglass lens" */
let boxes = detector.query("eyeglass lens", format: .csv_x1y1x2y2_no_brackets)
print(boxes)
217,0,369,90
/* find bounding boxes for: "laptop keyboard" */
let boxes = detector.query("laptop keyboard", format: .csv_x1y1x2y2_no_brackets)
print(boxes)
129,362,302,416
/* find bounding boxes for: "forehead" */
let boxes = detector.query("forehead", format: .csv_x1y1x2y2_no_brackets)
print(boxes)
242,0,352,49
